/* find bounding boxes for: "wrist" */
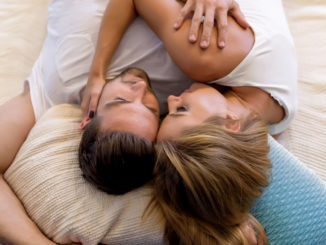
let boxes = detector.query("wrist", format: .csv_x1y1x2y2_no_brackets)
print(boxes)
89,60,108,80
89,70,106,81
89,68,105,78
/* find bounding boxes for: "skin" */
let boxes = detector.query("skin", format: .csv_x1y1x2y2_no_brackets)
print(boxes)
120,0,254,82
157,81,285,141
95,68,160,142
157,82,243,141
0,86,55,244
174,0,250,49
158,83,230,141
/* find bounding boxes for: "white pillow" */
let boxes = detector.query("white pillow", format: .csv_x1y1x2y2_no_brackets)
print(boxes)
4,104,163,245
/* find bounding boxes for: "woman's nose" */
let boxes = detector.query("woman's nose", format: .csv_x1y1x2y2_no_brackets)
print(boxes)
167,95,181,102
167,95,181,112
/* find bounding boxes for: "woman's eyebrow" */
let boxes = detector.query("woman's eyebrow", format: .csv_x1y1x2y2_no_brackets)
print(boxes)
169,113,186,117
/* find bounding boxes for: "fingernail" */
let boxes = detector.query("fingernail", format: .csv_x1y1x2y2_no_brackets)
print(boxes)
201,40,208,48
190,34,196,42
88,111,95,118
219,41,225,48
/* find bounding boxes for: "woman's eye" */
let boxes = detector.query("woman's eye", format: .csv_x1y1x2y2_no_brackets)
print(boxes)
176,106,187,112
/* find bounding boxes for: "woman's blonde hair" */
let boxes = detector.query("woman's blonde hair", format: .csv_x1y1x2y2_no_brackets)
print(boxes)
147,117,271,244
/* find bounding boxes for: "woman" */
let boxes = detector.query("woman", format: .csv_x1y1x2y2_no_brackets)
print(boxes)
150,117,271,244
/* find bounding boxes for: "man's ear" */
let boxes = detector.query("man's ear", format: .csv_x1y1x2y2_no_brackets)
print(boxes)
80,116,92,130
224,112,241,132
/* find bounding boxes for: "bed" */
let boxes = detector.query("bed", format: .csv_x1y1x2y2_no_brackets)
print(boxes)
1,0,326,244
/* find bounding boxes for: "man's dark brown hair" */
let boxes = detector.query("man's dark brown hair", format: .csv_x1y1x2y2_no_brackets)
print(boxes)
79,116,156,195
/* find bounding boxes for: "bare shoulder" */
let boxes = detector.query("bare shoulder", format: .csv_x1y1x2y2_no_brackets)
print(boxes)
134,0,254,82
191,16,255,81
161,14,255,82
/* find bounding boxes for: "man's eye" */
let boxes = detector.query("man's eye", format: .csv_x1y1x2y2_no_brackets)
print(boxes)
146,106,159,117
115,97,127,101
176,106,187,112
122,80,137,85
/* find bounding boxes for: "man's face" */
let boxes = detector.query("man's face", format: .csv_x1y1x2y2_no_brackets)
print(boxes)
96,68,160,142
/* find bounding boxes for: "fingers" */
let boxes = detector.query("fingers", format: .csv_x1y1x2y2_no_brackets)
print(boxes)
174,0,193,30
229,1,249,29
79,93,99,130
80,96,91,130
175,0,249,49
189,2,204,43
215,3,229,48
80,96,90,118
200,5,215,48
88,92,101,118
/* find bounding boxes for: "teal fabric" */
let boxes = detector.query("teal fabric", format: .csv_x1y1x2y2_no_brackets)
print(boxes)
251,136,326,244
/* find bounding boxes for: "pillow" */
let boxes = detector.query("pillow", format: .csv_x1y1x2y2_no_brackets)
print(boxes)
4,104,326,244
4,104,163,245
251,137,326,244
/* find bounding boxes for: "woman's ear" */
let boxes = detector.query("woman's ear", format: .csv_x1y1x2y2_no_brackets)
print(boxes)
240,219,258,245
224,112,241,132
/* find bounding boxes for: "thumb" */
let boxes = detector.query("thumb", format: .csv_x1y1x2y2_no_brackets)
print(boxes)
174,1,192,29
230,2,249,29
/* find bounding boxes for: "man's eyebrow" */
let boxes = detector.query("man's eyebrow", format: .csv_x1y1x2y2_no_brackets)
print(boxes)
104,100,130,109
105,100,159,118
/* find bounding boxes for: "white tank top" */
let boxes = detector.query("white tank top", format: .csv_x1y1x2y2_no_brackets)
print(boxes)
211,0,297,134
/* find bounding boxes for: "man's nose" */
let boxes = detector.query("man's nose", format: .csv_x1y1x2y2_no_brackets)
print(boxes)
132,80,147,98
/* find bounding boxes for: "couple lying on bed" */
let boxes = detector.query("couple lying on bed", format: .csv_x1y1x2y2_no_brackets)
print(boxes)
0,0,296,244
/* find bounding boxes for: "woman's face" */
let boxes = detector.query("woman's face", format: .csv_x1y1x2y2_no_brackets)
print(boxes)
157,83,229,142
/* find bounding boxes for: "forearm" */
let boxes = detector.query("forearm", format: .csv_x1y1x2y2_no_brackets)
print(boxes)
90,0,137,78
0,175,55,245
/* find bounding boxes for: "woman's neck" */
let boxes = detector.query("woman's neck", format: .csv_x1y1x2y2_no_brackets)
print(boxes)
224,90,259,129
230,86,285,126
